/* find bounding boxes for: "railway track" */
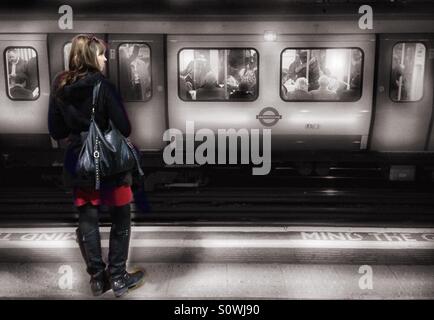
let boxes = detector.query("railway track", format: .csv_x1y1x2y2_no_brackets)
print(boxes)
1,183,434,225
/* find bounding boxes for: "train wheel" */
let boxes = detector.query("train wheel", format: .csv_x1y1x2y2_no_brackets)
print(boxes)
296,162,313,176
381,165,390,180
143,171,178,191
315,162,331,177
198,174,210,187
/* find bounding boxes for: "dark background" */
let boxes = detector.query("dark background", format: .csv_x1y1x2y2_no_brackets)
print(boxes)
0,0,433,18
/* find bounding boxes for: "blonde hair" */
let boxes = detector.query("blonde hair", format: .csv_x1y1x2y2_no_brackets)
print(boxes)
58,34,106,91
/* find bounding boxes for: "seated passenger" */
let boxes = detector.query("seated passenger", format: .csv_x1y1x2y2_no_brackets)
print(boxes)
226,75,239,93
195,72,225,100
310,75,338,100
286,77,312,100
230,81,254,100
9,74,33,99
26,56,39,91
179,76,193,100
339,75,361,101
282,78,295,96
7,49,28,82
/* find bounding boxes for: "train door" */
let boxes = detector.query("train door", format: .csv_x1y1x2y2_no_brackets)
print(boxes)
0,34,51,156
107,34,166,151
370,34,434,152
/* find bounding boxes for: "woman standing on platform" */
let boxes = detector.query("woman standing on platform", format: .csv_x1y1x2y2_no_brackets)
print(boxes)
48,34,145,298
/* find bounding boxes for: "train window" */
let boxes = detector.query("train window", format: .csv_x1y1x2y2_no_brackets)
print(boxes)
63,42,72,70
280,48,363,102
4,47,40,100
390,42,426,102
178,48,258,101
118,43,152,101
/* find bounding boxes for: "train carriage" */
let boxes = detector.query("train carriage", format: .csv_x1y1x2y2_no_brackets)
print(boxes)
0,0,433,186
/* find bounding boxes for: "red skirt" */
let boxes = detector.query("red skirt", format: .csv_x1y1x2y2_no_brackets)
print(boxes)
73,185,133,207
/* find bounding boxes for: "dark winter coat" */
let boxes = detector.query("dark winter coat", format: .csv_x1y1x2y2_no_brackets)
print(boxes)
48,71,133,189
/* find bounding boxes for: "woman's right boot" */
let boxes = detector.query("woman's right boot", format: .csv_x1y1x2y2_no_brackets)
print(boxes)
108,224,145,298
76,228,111,296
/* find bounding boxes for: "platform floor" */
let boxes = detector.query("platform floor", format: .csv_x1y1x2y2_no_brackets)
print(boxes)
0,225,433,299
1,262,434,299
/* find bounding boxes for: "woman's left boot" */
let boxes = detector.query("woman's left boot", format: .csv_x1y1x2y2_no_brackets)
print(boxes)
76,228,111,296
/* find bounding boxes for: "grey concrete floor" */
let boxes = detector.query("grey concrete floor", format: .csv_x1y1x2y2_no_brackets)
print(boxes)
1,262,433,299
1,225,434,299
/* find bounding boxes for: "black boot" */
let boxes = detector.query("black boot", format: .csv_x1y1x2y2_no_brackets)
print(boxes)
76,228,111,296
108,221,145,298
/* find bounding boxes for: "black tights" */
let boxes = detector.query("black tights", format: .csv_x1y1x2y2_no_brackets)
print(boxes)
78,203,131,236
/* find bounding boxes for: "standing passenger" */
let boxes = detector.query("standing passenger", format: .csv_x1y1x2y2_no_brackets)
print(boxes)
7,49,29,87
26,55,39,92
48,34,145,298
119,46,133,100
129,45,144,100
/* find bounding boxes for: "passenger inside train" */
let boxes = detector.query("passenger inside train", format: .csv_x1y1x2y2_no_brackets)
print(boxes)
5,48,39,99
119,43,152,101
285,77,311,100
310,75,338,100
281,48,362,102
9,74,33,99
179,48,258,101
338,74,361,101
390,42,426,102
195,71,226,100
229,80,255,99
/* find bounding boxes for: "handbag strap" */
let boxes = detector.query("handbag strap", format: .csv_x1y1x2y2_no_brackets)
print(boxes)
126,139,144,177
91,80,102,119
92,81,102,190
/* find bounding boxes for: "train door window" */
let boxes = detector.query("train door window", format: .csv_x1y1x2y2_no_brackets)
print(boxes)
64,42,72,70
118,43,152,101
4,47,40,100
280,48,363,102
390,42,426,102
178,48,258,101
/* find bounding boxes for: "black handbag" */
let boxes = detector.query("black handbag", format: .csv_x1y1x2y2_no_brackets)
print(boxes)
76,80,144,190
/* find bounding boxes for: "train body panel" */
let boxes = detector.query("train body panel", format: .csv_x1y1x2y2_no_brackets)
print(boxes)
167,34,374,151
0,17,433,35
